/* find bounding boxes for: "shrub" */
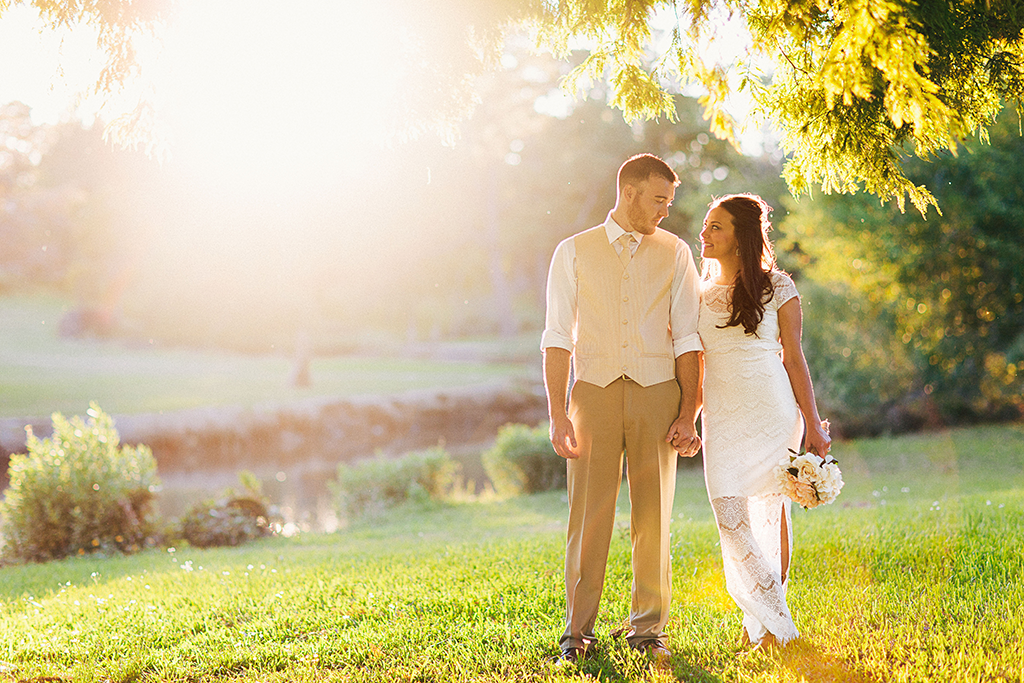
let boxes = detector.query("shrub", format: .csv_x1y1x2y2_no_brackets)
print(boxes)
177,471,274,548
330,446,456,518
0,403,159,563
482,423,564,496
178,499,271,548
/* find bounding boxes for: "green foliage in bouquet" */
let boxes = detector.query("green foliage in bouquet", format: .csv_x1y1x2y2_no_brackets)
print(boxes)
330,446,457,518
0,403,159,563
482,423,564,497
176,471,274,549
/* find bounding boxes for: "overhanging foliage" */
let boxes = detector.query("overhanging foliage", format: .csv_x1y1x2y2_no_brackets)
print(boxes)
11,0,1024,212
526,0,1024,213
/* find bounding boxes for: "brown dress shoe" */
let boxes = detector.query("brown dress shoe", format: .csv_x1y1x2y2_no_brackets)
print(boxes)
632,638,671,662
552,646,585,664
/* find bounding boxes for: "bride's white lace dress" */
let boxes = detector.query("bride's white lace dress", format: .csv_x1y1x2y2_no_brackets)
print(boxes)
699,270,802,645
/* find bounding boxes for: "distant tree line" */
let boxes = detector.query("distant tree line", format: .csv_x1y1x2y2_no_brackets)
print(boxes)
1,57,1021,434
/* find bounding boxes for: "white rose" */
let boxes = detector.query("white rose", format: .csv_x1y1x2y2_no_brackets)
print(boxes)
821,464,844,490
797,460,819,482
777,472,799,498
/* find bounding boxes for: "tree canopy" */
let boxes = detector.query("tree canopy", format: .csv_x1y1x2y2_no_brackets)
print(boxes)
2,0,173,151
524,0,1024,214
780,108,1024,428
379,0,1024,214
11,0,1024,213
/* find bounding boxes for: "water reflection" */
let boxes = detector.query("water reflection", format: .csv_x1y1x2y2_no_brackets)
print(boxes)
154,440,494,535
156,462,341,535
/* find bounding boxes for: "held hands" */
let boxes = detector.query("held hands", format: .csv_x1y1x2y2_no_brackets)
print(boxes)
666,417,701,458
549,413,580,460
551,413,703,459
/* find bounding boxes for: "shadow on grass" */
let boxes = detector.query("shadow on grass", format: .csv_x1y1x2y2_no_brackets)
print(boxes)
557,638,725,682
663,658,726,682
777,639,878,683
559,637,877,682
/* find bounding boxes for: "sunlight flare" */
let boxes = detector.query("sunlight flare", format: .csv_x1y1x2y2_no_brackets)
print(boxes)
152,0,410,189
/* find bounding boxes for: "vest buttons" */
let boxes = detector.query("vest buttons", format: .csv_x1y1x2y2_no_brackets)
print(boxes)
622,341,628,347
622,319,628,325
622,296,629,302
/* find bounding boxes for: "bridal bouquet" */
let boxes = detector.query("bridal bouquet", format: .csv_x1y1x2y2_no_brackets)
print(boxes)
775,449,844,509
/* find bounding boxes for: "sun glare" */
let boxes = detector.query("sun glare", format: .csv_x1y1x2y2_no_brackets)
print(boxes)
0,5,104,124
151,0,408,191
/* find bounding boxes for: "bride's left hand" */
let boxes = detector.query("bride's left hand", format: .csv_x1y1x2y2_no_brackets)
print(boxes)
805,420,831,457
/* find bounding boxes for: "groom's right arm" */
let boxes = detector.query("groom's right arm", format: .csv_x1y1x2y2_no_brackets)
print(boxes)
541,238,579,460
543,347,579,460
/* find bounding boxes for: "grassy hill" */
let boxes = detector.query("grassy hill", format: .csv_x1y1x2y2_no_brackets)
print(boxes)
0,423,1022,682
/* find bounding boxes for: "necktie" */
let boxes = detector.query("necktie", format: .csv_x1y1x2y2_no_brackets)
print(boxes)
617,233,636,268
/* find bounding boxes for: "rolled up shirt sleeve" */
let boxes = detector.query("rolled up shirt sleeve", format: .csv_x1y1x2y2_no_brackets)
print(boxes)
671,239,703,357
540,237,577,352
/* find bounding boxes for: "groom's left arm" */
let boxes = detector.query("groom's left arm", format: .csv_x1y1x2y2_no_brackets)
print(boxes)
666,351,701,457
666,239,703,457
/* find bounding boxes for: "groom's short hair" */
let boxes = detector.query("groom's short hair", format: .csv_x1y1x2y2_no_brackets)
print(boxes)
618,154,679,194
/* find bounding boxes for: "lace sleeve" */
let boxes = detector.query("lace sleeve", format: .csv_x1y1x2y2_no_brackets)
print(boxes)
771,271,799,309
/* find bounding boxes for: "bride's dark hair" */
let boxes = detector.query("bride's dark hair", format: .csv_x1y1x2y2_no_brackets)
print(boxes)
707,194,778,336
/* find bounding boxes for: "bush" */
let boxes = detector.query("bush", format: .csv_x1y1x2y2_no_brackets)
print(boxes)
0,403,159,563
330,446,456,518
178,499,271,548
177,471,274,548
482,423,564,496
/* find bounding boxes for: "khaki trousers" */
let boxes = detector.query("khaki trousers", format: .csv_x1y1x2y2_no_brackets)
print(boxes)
560,377,681,649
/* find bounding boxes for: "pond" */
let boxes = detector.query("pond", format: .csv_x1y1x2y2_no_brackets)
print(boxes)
1,384,547,539
154,439,497,535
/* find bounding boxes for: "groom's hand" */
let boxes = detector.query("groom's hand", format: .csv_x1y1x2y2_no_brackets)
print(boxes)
550,414,580,460
666,418,701,458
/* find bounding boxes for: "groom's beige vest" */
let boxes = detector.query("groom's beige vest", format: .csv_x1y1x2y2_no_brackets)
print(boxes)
573,225,677,388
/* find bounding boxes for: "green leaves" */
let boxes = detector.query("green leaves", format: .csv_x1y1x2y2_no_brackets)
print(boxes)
521,0,1024,213
481,423,563,497
780,109,1024,424
19,0,1024,212
0,403,160,562
330,447,458,519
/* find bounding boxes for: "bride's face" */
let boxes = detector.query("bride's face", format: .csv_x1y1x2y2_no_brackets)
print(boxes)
700,206,738,261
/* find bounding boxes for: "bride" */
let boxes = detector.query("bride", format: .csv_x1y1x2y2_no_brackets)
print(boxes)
685,193,831,649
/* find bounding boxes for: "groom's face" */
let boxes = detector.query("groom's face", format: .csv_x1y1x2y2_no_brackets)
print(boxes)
625,175,675,235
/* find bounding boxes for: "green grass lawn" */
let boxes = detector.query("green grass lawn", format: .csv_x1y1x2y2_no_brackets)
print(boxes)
0,295,536,418
1,424,1022,682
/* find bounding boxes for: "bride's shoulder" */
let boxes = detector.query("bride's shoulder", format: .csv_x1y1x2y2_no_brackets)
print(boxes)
769,270,799,303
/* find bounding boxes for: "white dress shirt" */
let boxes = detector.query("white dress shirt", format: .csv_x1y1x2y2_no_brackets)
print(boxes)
541,214,703,357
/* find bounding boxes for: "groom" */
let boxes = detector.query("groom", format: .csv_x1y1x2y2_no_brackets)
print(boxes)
541,153,702,663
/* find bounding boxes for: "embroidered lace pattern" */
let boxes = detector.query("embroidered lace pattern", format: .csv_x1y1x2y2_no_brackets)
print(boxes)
700,271,802,499
711,495,798,645
699,270,802,644
700,271,798,349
